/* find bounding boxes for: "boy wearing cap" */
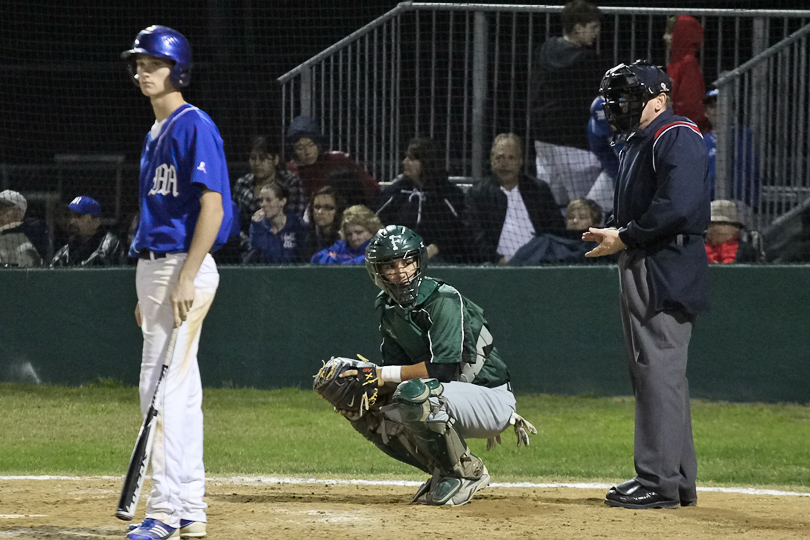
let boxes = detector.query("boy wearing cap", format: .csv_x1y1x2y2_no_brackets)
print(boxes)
0,189,42,268
705,200,757,263
585,60,710,509
51,196,123,267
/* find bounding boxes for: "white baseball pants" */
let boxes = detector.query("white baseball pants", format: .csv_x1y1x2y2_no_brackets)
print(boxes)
136,253,219,527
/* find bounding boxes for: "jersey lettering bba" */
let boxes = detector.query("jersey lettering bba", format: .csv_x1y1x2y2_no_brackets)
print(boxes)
131,104,233,255
148,164,179,197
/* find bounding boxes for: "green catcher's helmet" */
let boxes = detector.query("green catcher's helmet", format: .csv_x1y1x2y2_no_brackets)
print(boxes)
365,225,428,310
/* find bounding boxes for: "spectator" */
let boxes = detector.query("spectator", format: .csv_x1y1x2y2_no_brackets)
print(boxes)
285,115,379,204
311,205,382,264
233,135,306,250
303,186,345,261
244,182,307,264
530,0,610,206
664,15,706,131
586,96,620,213
705,200,758,263
467,133,563,264
376,137,471,263
565,197,602,230
51,196,123,267
509,198,604,266
0,190,41,268
703,89,760,210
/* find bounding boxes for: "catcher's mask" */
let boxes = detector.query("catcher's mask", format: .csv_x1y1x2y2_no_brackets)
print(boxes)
599,60,671,135
365,225,427,311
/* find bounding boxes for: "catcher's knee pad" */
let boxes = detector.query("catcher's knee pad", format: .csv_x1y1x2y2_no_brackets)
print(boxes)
391,378,442,425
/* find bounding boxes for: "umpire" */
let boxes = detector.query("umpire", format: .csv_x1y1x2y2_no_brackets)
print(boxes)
583,60,710,509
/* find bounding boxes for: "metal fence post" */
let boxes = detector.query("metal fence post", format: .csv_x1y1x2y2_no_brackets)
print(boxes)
751,17,769,210
300,66,312,118
715,86,732,200
472,11,488,181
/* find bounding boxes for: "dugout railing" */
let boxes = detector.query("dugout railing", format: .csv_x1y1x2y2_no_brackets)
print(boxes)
712,22,810,230
278,3,810,229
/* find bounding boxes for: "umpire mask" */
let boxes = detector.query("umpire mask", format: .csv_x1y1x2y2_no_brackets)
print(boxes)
600,60,672,135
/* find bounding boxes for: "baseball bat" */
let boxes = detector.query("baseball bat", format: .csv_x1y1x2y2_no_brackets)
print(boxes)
115,326,180,521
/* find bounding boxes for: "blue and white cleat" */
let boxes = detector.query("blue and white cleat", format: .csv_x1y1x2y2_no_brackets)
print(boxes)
179,520,206,538
126,518,179,539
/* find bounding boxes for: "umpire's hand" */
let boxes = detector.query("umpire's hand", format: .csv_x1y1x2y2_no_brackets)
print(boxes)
583,227,627,257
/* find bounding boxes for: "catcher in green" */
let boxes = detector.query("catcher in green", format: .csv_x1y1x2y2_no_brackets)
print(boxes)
314,225,536,506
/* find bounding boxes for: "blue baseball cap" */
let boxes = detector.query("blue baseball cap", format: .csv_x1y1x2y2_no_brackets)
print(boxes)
68,196,102,217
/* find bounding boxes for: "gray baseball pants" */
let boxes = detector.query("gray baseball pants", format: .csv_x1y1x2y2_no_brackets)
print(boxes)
618,249,697,502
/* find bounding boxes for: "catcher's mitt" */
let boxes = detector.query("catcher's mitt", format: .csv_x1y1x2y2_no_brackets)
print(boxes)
313,357,382,415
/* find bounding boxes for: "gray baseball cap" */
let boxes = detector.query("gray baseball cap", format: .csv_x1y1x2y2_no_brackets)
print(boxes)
0,190,27,214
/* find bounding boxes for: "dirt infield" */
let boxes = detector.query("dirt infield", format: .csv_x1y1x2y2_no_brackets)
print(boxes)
1,477,809,539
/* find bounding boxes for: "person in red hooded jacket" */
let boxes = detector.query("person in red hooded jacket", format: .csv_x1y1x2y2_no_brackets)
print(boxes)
663,15,707,132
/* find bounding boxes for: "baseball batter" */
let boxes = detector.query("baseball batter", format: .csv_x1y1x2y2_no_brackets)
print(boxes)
318,225,536,506
121,26,232,540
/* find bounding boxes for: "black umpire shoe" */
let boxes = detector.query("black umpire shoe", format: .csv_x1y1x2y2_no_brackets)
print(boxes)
605,479,679,509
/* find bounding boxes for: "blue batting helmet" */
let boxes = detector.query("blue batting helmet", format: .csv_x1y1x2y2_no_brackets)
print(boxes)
121,25,192,89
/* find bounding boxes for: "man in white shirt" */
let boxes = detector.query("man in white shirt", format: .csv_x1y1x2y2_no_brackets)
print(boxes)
466,134,563,264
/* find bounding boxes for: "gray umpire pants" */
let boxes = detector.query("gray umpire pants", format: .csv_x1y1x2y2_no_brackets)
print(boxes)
618,249,697,502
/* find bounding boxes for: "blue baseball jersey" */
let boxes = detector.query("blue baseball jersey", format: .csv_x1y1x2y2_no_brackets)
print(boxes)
131,103,233,255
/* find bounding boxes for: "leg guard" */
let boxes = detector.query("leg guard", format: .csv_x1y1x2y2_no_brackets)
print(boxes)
392,379,489,506
348,410,431,474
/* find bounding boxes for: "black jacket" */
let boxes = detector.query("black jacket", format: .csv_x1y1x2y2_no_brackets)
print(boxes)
375,174,471,263
466,174,564,263
611,110,711,314
531,37,611,149
51,229,123,267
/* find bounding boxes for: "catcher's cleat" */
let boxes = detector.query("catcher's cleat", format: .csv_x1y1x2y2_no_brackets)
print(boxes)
412,466,490,506
447,466,490,506
126,518,179,540
179,519,207,538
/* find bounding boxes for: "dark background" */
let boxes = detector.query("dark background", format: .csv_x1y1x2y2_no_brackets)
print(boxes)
2,0,808,166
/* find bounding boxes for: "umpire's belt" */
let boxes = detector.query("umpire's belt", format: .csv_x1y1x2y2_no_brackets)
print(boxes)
675,233,704,246
138,250,168,260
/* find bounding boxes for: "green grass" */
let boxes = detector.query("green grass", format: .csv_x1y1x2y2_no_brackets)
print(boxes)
1,383,808,491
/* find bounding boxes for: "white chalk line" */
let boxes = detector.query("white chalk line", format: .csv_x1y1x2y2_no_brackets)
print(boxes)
0,475,808,498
